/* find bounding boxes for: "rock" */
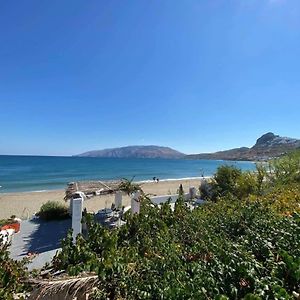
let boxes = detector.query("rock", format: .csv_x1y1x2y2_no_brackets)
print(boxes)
254,132,277,147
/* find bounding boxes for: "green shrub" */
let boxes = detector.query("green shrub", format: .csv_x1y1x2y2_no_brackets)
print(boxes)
206,166,263,201
209,165,242,201
235,171,259,198
214,165,242,193
0,241,29,299
266,150,300,186
52,196,300,299
37,201,69,221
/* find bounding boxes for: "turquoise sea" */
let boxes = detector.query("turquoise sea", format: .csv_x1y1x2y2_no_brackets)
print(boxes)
0,155,256,193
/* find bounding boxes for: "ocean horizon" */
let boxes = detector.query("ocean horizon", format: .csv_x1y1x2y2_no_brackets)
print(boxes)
0,155,256,193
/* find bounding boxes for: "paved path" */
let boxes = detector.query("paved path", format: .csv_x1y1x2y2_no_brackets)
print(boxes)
9,218,71,270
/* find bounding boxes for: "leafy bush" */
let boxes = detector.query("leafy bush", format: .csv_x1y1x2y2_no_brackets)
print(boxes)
214,165,242,194
250,183,300,215
52,194,300,299
266,150,300,186
209,165,259,201
0,241,29,299
37,201,69,221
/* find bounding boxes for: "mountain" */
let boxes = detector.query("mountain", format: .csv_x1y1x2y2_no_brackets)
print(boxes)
76,145,185,159
187,147,251,161
187,132,300,161
76,133,300,161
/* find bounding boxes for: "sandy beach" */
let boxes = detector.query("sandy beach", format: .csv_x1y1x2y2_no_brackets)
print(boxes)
0,178,201,219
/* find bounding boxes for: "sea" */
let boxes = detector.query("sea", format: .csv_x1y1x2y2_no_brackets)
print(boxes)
0,155,256,193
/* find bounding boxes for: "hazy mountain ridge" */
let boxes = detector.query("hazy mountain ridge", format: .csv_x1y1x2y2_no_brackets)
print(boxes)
76,133,300,161
77,145,185,159
187,132,300,161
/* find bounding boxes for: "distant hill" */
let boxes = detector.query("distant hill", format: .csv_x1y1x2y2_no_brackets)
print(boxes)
76,133,300,161
187,147,251,161
187,132,300,161
76,145,185,159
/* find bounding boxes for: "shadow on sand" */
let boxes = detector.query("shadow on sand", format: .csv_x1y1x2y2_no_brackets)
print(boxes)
25,218,71,254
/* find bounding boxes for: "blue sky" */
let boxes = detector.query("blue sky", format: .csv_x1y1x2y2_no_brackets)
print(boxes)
0,0,300,156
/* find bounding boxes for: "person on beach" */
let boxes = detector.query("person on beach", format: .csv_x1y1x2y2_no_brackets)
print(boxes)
153,177,156,182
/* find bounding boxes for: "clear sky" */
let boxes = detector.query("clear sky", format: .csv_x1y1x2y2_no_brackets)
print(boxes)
0,0,300,156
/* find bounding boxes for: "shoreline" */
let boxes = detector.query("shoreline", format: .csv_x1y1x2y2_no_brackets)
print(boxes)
0,178,202,220
0,176,209,195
